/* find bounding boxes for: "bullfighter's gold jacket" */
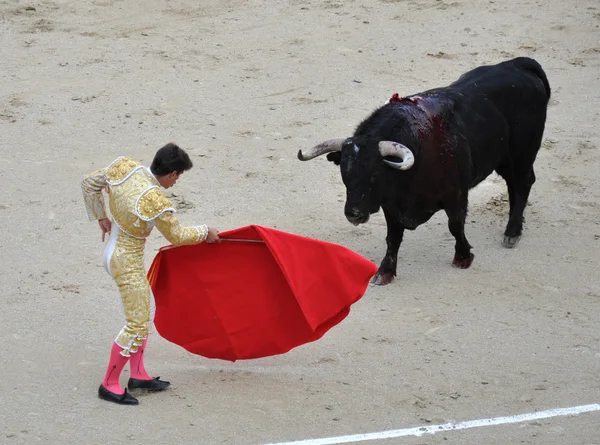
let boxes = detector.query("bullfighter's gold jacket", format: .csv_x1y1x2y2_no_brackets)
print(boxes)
82,156,208,244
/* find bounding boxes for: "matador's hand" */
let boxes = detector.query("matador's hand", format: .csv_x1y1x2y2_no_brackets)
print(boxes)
206,227,221,244
98,218,112,242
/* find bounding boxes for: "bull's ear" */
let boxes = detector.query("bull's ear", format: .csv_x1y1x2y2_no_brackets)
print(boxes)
326,152,341,165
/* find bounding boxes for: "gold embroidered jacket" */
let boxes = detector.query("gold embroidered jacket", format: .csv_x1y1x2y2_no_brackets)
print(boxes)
81,157,208,245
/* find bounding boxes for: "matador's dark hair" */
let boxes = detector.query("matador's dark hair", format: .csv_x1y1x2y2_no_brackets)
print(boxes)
150,143,193,176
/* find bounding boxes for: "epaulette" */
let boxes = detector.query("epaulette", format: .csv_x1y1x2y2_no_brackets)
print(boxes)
136,187,176,221
106,157,141,185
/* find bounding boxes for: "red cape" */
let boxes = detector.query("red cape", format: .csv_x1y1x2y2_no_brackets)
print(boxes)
148,225,378,361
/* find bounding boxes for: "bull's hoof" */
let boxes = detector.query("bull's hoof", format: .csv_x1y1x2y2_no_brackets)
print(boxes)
452,253,474,269
503,234,521,248
370,272,395,286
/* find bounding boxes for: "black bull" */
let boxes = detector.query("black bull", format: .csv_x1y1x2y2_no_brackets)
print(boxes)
298,57,551,285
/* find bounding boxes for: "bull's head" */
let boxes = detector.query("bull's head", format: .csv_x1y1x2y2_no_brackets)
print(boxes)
298,138,415,225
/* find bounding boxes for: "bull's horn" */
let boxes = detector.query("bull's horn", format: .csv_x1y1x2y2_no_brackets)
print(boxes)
379,141,415,170
298,138,345,161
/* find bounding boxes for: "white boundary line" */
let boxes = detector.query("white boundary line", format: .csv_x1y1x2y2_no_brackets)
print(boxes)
260,403,600,445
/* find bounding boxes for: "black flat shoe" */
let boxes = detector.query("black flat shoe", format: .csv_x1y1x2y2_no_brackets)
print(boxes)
127,376,171,392
98,385,139,405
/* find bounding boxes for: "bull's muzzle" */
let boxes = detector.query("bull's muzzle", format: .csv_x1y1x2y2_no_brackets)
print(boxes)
345,208,369,226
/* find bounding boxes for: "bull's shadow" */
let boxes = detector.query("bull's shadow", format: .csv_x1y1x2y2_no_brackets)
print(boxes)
298,57,550,285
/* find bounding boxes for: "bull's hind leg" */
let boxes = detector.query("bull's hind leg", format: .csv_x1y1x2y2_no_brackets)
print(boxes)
445,198,474,269
496,165,536,248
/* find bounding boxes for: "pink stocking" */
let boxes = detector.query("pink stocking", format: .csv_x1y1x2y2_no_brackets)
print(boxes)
129,337,152,380
101,342,130,395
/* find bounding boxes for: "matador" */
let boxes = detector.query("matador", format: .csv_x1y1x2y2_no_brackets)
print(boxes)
82,143,220,405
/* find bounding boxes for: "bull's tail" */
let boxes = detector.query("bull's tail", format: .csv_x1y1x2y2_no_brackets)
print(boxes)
515,57,551,99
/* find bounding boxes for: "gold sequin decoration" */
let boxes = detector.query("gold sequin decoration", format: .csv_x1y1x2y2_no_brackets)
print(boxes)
81,168,108,220
154,212,208,245
106,157,141,184
109,230,151,355
136,188,174,221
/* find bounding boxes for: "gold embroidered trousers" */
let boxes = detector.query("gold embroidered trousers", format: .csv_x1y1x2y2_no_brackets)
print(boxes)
104,226,151,357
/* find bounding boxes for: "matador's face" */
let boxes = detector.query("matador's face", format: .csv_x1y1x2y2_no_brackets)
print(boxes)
159,171,182,189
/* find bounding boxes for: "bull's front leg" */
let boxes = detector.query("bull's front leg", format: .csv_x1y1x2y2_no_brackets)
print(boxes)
444,198,474,269
371,207,405,285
